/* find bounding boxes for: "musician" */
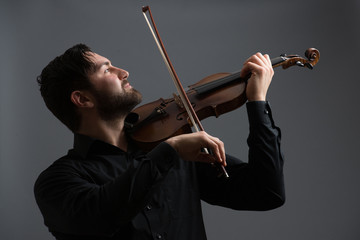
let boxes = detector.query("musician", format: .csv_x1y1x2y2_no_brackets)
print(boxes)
34,43,285,239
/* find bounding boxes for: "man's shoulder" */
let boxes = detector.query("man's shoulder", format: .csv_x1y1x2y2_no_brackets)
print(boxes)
35,151,83,181
33,151,87,196
48,150,83,168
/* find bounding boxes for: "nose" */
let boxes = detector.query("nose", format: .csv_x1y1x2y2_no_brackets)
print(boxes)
115,67,129,80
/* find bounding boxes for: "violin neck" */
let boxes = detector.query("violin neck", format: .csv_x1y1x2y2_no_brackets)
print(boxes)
191,56,286,95
271,56,287,66
191,71,242,95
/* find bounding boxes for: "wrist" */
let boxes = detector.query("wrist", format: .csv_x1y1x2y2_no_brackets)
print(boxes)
165,137,178,152
247,95,266,102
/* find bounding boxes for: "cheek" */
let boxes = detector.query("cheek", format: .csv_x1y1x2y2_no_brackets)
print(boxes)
97,77,123,92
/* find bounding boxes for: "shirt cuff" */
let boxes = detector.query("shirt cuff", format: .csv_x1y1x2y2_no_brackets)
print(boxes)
246,101,273,125
147,142,179,174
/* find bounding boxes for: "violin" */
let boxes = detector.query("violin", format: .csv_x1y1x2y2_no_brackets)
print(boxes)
125,48,320,145
125,6,320,178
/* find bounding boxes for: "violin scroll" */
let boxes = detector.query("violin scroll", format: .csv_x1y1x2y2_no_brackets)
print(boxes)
305,48,320,67
273,48,320,70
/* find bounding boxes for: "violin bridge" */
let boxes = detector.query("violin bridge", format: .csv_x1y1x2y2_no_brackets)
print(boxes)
172,93,184,109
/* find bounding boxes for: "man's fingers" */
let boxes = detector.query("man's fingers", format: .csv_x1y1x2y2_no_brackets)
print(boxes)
204,133,226,166
165,131,226,165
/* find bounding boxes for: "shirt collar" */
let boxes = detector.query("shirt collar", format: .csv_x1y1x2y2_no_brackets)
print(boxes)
72,133,98,159
71,133,136,159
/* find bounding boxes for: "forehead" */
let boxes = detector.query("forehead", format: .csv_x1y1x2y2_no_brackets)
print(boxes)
88,52,109,65
87,52,112,75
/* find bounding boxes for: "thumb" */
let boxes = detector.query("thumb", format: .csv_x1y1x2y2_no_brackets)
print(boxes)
195,152,217,163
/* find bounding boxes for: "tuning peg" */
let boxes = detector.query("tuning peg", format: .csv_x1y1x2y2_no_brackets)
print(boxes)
295,61,305,67
305,62,314,70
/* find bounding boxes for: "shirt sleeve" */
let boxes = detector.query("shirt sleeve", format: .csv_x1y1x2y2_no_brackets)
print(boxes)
34,142,179,236
197,101,285,211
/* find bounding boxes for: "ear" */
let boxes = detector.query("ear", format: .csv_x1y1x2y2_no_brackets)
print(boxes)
70,90,94,108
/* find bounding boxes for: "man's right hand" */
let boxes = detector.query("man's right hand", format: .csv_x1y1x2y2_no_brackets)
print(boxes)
165,131,226,166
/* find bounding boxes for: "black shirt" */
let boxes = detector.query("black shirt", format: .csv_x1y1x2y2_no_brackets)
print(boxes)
34,101,285,240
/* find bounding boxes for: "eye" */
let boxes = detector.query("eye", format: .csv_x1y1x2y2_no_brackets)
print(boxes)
104,69,110,73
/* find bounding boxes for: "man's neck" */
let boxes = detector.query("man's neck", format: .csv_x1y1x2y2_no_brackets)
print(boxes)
77,117,128,152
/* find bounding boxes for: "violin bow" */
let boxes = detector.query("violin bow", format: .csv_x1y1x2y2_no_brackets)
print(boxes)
142,6,229,178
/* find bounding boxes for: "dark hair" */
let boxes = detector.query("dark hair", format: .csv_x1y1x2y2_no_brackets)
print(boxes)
37,44,95,132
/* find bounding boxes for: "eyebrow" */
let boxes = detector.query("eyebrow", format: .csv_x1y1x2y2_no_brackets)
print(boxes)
96,61,111,71
93,61,111,73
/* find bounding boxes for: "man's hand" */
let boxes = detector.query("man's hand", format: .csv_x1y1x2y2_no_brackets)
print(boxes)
165,131,226,166
240,52,274,102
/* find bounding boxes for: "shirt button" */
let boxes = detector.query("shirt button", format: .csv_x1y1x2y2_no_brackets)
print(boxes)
264,109,269,114
145,205,152,211
156,233,162,239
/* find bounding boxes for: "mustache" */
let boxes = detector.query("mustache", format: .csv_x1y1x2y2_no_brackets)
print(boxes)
122,80,129,88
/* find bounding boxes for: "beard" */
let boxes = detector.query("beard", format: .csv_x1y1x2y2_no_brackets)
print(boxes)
90,83,142,122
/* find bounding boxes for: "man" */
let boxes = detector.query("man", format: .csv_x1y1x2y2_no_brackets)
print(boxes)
35,43,285,240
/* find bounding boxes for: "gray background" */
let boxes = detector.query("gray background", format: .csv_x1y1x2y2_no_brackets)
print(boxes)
1,0,359,239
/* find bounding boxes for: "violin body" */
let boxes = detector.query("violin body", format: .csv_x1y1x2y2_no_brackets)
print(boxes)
126,72,247,149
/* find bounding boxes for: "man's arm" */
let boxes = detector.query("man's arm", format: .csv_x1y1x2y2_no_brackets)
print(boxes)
197,101,285,210
34,142,179,236
196,53,285,210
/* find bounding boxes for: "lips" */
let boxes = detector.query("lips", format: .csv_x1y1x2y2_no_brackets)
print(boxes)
122,80,132,89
